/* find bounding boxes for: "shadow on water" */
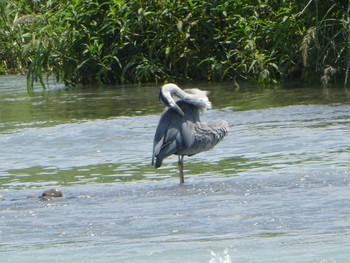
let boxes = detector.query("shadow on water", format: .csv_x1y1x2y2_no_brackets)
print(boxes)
2,156,261,189
1,75,349,131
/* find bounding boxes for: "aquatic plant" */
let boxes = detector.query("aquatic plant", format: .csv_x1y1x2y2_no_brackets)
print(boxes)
0,0,349,89
301,0,350,87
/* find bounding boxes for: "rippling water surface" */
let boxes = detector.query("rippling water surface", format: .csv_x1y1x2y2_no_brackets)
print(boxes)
1,76,350,262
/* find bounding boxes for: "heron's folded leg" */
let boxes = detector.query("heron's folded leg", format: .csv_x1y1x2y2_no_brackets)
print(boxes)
178,155,184,184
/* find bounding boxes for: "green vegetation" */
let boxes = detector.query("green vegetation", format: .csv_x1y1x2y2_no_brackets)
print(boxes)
0,0,349,90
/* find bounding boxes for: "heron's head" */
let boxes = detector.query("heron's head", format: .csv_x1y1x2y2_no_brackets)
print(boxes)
183,88,212,112
159,84,185,117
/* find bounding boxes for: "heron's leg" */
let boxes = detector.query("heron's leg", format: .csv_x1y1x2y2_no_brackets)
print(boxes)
178,155,184,184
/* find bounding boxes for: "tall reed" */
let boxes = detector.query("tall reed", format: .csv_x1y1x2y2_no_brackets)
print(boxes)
0,0,349,89
301,0,350,87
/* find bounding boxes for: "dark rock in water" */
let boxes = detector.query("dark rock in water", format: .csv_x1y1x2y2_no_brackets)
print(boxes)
41,189,63,199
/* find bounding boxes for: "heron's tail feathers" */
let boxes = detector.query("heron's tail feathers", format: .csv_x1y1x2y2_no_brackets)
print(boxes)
215,120,229,141
152,155,162,168
155,158,163,168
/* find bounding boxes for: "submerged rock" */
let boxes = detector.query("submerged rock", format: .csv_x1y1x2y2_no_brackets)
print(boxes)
40,189,63,200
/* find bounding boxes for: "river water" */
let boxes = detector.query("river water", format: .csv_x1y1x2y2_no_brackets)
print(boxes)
1,76,350,262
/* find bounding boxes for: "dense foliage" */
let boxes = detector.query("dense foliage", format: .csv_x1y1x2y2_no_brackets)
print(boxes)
0,0,349,89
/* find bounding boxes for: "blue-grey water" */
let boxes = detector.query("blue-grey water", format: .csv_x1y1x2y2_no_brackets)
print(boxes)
1,76,350,262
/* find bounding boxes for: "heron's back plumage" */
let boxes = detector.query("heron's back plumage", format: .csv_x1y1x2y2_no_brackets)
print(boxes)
181,120,229,156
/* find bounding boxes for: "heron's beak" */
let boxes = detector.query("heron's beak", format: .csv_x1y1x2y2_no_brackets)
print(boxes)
169,102,185,117
159,90,184,117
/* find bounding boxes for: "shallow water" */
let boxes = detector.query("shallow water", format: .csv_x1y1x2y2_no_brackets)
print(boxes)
1,76,350,262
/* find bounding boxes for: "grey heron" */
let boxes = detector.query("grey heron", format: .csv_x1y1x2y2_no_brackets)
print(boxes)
152,83,229,184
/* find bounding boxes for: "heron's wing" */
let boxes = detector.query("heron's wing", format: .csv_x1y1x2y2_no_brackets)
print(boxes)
152,107,183,167
181,120,196,148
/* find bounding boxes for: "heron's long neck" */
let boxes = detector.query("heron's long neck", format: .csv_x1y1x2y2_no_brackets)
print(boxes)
161,83,211,113
162,83,187,100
